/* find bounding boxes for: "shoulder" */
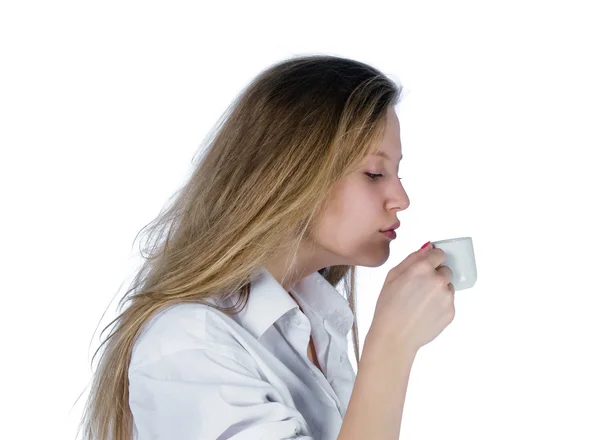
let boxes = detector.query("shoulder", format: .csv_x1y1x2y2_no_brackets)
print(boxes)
127,302,313,440
129,302,249,371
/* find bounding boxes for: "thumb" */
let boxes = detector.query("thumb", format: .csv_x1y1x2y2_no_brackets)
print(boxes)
389,241,433,277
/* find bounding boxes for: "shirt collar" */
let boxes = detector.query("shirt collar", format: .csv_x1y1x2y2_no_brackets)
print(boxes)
236,267,355,340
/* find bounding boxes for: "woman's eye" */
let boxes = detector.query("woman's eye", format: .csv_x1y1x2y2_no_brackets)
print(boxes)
365,172,403,182
365,172,384,180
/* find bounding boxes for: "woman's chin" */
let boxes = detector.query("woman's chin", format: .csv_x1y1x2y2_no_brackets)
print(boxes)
356,248,391,268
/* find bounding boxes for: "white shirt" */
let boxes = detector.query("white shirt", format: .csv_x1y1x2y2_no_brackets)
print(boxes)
128,267,357,439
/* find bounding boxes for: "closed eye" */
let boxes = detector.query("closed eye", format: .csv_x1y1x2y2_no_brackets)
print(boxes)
365,172,384,180
365,172,403,182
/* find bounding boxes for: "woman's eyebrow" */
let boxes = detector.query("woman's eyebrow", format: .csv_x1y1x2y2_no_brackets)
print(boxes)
372,151,403,162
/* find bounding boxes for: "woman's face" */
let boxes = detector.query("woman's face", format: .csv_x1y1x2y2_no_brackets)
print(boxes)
265,106,410,291
312,106,409,268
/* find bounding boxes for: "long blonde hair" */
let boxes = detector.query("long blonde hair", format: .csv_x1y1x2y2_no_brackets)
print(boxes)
77,54,403,440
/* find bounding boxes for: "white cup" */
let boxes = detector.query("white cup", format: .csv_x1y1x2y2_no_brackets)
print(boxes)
431,237,477,291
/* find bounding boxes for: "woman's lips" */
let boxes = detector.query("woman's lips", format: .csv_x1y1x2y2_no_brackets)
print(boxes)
381,230,397,239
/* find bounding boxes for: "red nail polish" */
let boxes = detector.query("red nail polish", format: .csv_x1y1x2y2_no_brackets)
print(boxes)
421,241,431,249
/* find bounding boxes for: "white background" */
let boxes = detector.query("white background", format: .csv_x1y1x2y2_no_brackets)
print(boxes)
1,1,599,439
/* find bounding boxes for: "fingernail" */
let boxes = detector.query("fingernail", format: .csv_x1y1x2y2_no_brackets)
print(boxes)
420,241,431,250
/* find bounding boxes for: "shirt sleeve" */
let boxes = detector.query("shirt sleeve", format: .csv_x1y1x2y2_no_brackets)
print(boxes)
128,346,316,440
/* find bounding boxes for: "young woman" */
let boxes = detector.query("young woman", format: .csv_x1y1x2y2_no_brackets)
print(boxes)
78,54,455,440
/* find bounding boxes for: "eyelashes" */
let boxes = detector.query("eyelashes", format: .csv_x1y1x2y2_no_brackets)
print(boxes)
365,172,403,181
365,172,383,180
